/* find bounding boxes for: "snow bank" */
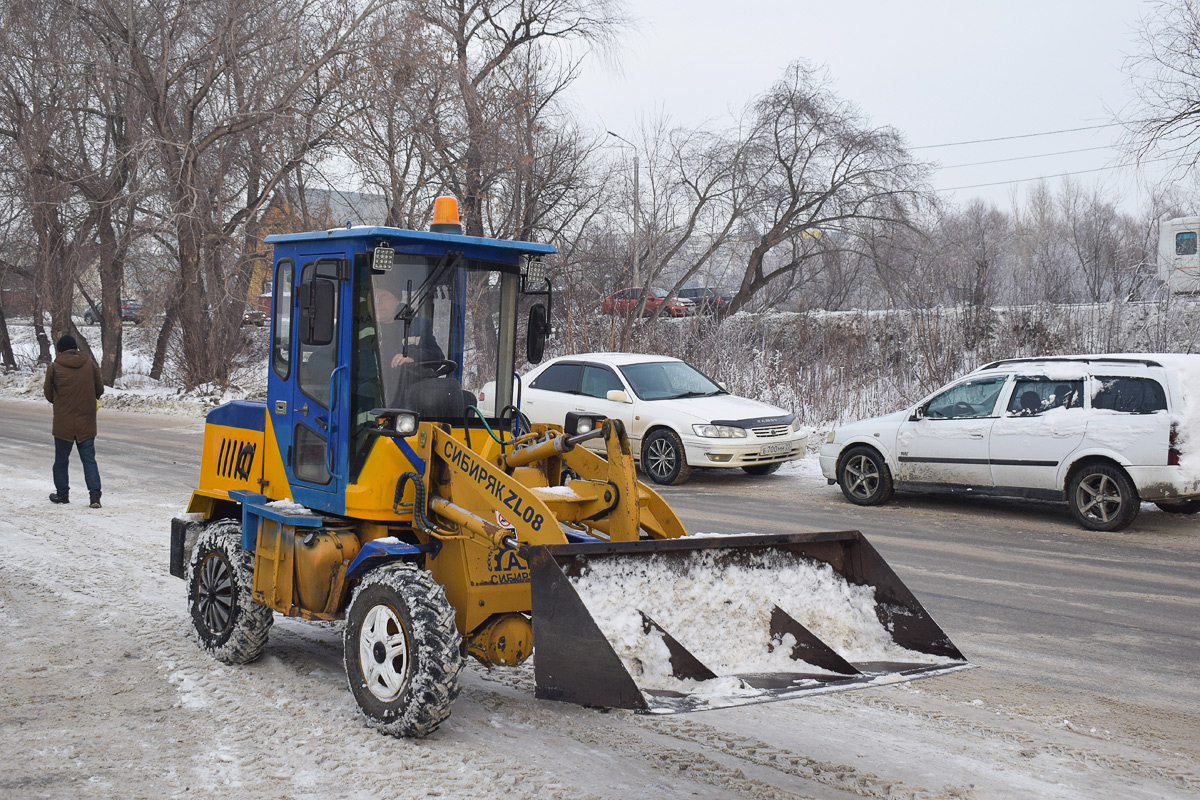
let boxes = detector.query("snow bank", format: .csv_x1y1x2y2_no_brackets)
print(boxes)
1159,354,1200,482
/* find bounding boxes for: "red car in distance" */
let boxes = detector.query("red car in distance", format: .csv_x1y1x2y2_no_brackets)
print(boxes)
600,287,695,317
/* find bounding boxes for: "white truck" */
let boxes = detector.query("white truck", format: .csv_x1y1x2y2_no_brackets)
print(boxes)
1158,216,1200,293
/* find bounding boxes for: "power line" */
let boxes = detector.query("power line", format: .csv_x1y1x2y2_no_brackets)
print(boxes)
913,123,1122,150
935,156,1175,192
939,145,1114,170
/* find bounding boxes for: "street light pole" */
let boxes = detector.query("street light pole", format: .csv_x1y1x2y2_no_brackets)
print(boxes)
607,131,639,288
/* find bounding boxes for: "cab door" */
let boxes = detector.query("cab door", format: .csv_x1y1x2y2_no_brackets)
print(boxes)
288,256,349,507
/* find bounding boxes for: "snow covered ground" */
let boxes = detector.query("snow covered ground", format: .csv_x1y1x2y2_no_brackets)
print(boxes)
1,400,1197,799
3,322,1198,798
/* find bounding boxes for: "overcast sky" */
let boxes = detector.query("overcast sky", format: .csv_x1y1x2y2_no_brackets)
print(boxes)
566,0,1193,214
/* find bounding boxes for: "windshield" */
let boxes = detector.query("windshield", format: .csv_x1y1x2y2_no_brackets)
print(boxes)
367,256,458,402
619,361,723,400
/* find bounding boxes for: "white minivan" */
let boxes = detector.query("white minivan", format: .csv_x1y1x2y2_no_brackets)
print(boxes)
819,354,1200,531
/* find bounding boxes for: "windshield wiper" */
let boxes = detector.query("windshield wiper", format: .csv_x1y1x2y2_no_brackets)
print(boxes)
666,390,719,399
395,251,462,323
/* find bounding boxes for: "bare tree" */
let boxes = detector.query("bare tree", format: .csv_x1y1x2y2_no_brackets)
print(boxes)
73,0,395,388
725,63,931,315
407,0,626,236
1126,0,1200,168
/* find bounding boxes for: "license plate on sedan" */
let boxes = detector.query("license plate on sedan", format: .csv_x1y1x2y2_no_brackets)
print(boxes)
759,442,790,456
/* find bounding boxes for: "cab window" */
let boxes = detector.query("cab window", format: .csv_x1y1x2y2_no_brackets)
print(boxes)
271,259,293,379
1093,377,1167,413
923,376,1008,419
531,363,581,393
1006,378,1084,416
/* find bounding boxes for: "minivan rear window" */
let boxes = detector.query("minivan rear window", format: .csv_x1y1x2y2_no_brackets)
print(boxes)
1092,377,1167,414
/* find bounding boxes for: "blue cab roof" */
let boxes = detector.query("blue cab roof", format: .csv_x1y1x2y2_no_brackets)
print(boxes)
263,225,556,258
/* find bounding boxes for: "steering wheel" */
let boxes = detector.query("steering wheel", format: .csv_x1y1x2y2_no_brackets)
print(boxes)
415,359,458,378
950,401,976,417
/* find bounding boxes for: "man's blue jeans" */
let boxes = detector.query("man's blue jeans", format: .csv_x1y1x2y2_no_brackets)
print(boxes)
53,436,101,496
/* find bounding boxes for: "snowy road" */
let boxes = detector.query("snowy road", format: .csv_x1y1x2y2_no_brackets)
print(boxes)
1,399,1198,799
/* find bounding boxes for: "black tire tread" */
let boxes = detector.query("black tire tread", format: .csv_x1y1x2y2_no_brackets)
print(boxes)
641,428,692,486
1155,499,1200,514
343,563,463,738
1068,462,1140,532
186,520,272,665
742,462,783,476
837,445,894,506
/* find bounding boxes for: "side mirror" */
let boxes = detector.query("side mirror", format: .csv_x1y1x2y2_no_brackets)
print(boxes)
526,303,549,363
910,404,926,422
606,390,631,404
299,279,335,346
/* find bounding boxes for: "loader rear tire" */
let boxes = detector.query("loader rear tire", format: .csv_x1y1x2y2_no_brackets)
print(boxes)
642,428,691,485
837,446,893,506
186,521,272,664
344,563,464,738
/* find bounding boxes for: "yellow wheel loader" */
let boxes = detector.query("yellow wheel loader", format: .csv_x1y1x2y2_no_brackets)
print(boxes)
169,197,969,737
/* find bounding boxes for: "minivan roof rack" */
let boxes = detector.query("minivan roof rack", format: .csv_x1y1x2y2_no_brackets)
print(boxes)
980,356,1163,370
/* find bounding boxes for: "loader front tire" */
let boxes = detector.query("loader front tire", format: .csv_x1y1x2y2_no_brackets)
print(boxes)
642,428,691,485
186,521,272,664
344,563,463,738
837,446,893,506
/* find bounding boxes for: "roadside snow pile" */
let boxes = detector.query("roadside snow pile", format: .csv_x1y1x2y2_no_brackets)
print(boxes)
1159,353,1200,483
569,548,948,693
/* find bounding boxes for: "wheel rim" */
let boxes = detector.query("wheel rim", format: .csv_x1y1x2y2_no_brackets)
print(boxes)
646,438,677,480
844,455,879,499
359,604,410,702
1076,473,1123,524
196,552,234,636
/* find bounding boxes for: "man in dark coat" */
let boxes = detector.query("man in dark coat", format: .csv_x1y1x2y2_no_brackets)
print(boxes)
42,335,104,508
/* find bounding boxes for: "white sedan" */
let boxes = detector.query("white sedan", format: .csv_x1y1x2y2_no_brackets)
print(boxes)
478,353,808,485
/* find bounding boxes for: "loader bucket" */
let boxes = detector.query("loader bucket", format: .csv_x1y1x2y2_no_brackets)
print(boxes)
525,531,971,713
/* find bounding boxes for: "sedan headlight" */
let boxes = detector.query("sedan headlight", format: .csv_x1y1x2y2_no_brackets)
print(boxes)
692,424,748,438
791,417,803,432
824,431,836,445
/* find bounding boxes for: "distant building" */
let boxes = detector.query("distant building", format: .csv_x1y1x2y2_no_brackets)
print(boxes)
1158,216,1200,294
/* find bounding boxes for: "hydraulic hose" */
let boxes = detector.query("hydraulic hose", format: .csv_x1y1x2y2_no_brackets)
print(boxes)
394,472,438,535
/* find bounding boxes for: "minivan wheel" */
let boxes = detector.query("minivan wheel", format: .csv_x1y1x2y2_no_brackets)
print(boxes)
837,446,893,506
1068,463,1140,532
